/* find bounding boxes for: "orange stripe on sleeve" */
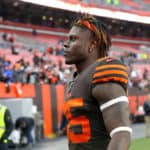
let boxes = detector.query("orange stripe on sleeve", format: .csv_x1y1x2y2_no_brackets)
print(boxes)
93,70,128,78
95,64,127,71
92,76,128,84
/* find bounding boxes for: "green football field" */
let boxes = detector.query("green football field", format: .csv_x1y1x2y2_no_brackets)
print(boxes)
130,138,150,150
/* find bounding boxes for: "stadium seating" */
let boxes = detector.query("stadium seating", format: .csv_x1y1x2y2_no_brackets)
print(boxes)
121,0,141,9
0,17,150,83
60,0,150,15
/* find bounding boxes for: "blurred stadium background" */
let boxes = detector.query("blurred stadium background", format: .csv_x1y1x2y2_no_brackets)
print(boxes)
0,0,150,149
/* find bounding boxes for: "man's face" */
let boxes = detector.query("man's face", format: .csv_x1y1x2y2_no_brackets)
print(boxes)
64,26,92,65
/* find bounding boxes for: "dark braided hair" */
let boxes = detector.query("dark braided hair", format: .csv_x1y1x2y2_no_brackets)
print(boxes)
73,13,111,57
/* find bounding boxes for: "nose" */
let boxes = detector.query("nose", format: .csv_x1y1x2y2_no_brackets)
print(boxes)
64,41,69,48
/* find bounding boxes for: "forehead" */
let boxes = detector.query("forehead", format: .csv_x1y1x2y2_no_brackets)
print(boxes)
68,26,91,38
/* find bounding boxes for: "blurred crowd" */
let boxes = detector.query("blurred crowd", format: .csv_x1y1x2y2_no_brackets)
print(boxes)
0,31,150,92
0,32,75,85
119,51,150,91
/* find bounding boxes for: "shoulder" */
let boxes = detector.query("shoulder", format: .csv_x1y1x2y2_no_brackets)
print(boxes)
92,57,128,91
94,56,128,77
144,101,150,106
0,105,9,115
0,105,7,109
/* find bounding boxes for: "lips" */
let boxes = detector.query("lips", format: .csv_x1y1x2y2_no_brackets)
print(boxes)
64,50,70,57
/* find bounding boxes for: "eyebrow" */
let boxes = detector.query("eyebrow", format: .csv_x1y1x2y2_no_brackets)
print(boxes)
68,34,78,39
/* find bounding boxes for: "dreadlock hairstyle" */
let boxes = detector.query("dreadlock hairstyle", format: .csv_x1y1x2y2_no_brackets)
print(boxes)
73,13,111,57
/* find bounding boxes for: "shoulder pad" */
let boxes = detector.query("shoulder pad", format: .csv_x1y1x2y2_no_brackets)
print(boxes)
92,57,128,89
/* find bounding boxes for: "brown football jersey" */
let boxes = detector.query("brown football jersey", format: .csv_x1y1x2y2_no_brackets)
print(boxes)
64,57,128,150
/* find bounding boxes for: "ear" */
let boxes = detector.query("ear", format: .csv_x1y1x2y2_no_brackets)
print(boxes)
88,40,97,53
91,40,97,49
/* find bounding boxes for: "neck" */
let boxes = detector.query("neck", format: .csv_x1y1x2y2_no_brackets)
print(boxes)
75,58,96,73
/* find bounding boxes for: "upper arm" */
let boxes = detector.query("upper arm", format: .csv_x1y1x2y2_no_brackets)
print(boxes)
91,57,130,134
92,83,130,133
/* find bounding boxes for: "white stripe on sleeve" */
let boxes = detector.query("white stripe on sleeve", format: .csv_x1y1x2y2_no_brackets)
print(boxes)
110,126,132,138
100,96,128,111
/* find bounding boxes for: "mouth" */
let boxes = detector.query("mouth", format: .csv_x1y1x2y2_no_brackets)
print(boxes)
64,51,70,57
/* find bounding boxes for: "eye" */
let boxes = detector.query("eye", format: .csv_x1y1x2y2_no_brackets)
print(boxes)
69,36,76,41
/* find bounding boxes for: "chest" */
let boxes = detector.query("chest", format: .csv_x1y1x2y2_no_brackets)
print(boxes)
65,66,95,102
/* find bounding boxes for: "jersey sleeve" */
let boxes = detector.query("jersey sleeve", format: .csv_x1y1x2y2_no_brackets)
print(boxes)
92,57,128,91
